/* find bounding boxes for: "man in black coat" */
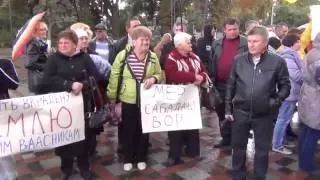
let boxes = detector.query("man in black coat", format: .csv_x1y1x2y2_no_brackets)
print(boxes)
225,26,290,180
208,18,248,148
114,16,141,54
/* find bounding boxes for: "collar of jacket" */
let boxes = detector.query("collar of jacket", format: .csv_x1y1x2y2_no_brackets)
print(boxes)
216,35,247,47
56,50,85,58
126,45,157,63
247,50,268,65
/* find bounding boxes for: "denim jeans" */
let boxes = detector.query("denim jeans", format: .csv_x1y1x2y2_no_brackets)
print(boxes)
0,156,17,180
299,123,320,173
272,100,296,148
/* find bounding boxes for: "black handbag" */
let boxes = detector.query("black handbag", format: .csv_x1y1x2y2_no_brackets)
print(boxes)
201,75,222,110
88,76,111,128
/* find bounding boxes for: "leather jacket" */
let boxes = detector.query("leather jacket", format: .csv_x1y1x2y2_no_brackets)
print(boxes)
225,51,291,117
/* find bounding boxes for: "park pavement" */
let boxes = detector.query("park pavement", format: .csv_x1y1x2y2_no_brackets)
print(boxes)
0,48,316,180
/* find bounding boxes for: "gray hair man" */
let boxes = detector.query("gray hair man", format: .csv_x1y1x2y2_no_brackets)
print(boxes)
225,26,291,179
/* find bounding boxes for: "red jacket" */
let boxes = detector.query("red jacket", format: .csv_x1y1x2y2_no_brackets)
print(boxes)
165,48,207,84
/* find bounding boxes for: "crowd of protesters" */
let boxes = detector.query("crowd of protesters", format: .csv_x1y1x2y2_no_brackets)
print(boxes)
2,15,320,180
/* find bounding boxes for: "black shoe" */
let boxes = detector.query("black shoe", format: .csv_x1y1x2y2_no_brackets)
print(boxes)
61,173,71,180
213,139,231,148
165,158,184,166
80,170,93,180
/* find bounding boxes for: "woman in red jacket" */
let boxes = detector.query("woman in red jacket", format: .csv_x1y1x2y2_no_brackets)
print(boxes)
164,32,209,165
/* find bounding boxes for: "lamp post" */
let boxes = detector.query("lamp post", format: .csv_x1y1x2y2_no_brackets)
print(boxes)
270,0,277,25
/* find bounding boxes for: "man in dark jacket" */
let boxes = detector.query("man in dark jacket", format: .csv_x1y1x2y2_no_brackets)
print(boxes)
225,26,290,180
114,16,141,54
208,18,248,148
89,23,116,64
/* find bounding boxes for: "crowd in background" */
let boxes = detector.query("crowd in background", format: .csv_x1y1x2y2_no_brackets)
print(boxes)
1,15,320,180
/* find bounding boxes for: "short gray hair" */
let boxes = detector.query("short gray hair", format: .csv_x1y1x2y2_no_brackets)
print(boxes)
247,26,269,41
245,20,259,34
174,32,192,47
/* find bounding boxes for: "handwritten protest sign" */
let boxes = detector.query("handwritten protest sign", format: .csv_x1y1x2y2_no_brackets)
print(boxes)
140,84,202,133
0,92,85,157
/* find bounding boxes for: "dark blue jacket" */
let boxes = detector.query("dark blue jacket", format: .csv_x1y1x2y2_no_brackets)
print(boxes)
0,58,19,99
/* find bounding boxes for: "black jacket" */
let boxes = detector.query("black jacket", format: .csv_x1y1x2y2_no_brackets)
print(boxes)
88,39,117,64
114,35,128,55
0,58,19,99
225,52,291,117
208,36,248,83
196,36,214,68
25,39,48,71
26,39,48,94
42,51,100,157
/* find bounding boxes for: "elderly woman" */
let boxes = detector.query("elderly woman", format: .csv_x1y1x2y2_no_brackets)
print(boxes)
164,32,209,165
73,28,112,158
42,29,99,180
298,32,320,176
25,21,48,94
107,26,162,171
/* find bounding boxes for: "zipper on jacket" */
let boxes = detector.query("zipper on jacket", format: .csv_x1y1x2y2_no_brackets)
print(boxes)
249,64,258,120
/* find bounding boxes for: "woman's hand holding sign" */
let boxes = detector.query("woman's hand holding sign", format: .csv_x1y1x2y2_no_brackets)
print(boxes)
144,77,156,89
72,82,83,95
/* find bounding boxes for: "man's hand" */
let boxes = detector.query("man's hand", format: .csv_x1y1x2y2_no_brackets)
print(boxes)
225,114,234,122
71,82,83,95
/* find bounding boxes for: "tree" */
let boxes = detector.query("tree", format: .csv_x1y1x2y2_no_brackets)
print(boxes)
32,0,77,48
209,0,232,28
159,0,171,33
89,0,121,37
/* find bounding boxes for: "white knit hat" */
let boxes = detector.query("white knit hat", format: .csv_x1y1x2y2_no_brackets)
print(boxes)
74,29,88,38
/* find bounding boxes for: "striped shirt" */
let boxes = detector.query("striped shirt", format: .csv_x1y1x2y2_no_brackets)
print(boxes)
127,53,146,82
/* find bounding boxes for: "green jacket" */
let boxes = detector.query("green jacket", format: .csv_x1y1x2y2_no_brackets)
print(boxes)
107,47,162,104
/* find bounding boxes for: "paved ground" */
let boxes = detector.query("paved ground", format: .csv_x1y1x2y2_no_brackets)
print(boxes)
0,48,318,180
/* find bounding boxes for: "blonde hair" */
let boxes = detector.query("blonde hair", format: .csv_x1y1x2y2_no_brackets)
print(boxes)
33,22,48,36
131,26,152,40
70,22,93,40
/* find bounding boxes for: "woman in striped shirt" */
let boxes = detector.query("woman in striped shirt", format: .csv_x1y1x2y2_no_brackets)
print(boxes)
107,26,162,171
